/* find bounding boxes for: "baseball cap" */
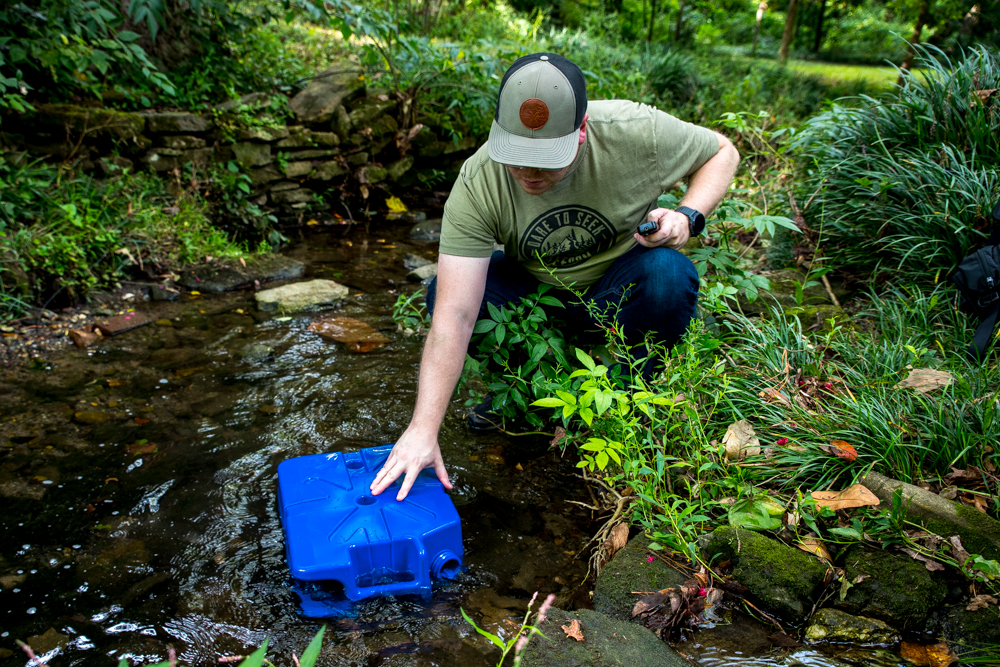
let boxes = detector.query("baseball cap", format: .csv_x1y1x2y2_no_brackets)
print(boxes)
487,53,588,170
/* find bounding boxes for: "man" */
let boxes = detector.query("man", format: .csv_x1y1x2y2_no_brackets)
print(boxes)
372,53,739,501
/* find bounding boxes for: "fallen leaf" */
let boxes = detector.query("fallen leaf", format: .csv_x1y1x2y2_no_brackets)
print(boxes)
821,440,858,461
107,379,123,387
561,619,584,641
190,291,201,296
900,547,946,572
810,483,880,511
966,594,998,612
722,420,761,461
758,387,793,408
515,462,523,471
943,466,985,486
896,368,953,394
948,536,972,567
900,640,958,666
549,426,567,447
974,88,998,103
308,318,391,353
797,538,833,561
126,442,157,455
938,485,958,500
134,417,149,425
604,523,629,562
385,196,408,214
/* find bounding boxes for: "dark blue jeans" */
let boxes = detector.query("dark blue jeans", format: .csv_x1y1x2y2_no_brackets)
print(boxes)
426,245,700,376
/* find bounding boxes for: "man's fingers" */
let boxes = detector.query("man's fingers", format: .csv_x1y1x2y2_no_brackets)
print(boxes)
433,458,453,489
371,461,403,495
396,468,419,501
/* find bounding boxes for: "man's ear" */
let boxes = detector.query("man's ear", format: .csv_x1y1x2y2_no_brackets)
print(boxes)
578,113,589,145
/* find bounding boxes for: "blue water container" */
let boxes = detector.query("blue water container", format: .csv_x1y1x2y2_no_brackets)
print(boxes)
277,445,463,607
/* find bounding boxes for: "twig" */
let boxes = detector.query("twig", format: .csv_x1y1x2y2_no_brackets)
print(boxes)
740,598,785,633
820,273,842,309
17,640,40,667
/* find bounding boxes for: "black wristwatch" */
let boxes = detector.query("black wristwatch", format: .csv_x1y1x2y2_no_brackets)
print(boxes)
676,206,706,236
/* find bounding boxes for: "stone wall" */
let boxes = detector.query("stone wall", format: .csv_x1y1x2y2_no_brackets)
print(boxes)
2,60,479,215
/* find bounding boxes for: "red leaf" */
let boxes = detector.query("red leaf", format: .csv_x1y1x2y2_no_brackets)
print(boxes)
822,440,857,461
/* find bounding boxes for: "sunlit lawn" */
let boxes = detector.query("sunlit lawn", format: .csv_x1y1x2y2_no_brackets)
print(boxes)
786,59,900,89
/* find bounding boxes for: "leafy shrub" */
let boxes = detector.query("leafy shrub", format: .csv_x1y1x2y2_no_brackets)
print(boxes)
793,44,1000,282
647,47,697,103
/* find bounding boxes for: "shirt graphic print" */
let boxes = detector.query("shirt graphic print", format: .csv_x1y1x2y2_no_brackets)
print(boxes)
518,205,618,267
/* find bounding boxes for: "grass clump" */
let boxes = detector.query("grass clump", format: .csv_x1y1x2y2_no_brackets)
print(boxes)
794,44,1000,283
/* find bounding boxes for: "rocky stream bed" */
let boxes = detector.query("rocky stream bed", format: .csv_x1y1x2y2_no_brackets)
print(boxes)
1,221,997,667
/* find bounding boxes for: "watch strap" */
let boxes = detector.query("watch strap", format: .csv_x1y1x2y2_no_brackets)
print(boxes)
677,206,706,236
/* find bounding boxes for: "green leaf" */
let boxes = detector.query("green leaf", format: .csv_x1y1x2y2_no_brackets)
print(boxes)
828,526,863,540
562,403,575,419
555,390,577,406
531,397,566,408
579,407,594,426
594,390,612,416
539,295,565,308
473,319,497,334
460,608,505,649
727,499,782,531
117,30,140,42
530,341,548,363
238,638,269,667
575,347,596,370
494,324,505,346
486,302,501,322
596,451,609,470
299,626,325,667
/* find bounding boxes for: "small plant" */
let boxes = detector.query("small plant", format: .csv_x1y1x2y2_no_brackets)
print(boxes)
461,592,553,666
392,288,431,334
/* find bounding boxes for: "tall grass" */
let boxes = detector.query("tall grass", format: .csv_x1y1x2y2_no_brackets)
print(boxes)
794,44,1000,282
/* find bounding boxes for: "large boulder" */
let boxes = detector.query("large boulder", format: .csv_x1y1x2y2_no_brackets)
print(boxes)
702,526,828,623
179,255,305,292
288,62,365,124
35,104,145,140
835,546,946,630
519,607,689,667
255,279,348,313
593,535,687,622
804,608,900,644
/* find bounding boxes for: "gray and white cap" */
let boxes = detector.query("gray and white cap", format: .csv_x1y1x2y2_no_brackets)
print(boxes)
487,53,588,170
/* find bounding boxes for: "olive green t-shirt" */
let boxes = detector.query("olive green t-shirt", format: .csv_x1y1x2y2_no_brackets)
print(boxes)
439,99,720,287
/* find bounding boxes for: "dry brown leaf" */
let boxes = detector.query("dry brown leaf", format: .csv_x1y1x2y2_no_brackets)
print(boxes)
307,318,390,353
605,523,629,561
938,485,958,500
549,426,567,447
810,483,880,511
758,387,793,408
966,594,998,612
895,368,953,394
944,466,985,486
900,547,946,572
974,88,998,103
948,536,972,567
722,420,760,462
900,640,958,667
561,619,584,641
797,538,833,561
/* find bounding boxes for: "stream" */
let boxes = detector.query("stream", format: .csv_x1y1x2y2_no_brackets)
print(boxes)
1,222,907,666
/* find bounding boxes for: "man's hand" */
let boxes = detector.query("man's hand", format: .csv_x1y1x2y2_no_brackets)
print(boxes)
370,427,453,501
634,208,690,249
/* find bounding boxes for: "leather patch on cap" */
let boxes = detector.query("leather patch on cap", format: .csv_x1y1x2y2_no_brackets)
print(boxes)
519,98,549,130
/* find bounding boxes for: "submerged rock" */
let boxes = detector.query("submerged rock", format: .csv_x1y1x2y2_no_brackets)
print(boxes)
928,602,1000,659
25,628,69,655
241,342,275,362
74,410,112,425
835,546,946,630
702,526,828,623
593,534,687,622
804,608,900,644
255,279,348,313
407,263,438,282
410,219,442,242
403,253,433,270
179,255,305,292
518,607,689,667
307,317,390,352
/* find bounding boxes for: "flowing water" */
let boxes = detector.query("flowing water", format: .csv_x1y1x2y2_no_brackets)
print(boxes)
0,223,907,666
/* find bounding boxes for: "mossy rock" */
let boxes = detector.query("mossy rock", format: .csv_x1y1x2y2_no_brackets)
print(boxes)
593,535,687,622
35,104,145,140
179,255,305,292
702,526,828,623
518,608,689,667
928,603,1000,658
804,608,900,644
835,546,946,630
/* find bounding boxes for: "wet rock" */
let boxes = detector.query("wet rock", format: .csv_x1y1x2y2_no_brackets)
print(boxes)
519,607,689,667
862,471,1000,560
95,311,152,336
288,62,365,124
307,317,390,352
410,218,442,242
407,263,438,282
0,572,27,589
593,534,687,622
702,526,828,623
403,253,433,270
241,342,275,362
928,603,1000,659
77,538,151,587
25,628,69,655
150,282,181,301
255,279,349,313
835,546,946,630
179,255,306,292
74,410,112,425
0,479,45,500
804,608,900,644
387,155,414,181
69,329,100,348
144,111,212,133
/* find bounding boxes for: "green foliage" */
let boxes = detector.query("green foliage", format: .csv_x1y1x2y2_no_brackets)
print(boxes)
196,161,281,247
460,597,550,666
392,288,431,334
794,44,1000,282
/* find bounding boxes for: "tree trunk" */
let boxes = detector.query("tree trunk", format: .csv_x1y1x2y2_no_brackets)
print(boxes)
674,0,686,42
648,0,658,41
813,0,826,52
778,0,799,64
753,1,767,56
899,0,932,83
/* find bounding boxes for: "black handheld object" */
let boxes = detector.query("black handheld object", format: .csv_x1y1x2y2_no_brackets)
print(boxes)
637,220,658,236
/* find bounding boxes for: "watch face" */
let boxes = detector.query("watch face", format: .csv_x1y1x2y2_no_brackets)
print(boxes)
679,207,705,235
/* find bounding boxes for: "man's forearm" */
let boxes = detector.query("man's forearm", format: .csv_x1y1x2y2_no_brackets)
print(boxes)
407,314,475,434
681,135,740,215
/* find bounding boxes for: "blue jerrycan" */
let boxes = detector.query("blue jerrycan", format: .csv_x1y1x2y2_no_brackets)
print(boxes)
277,445,463,607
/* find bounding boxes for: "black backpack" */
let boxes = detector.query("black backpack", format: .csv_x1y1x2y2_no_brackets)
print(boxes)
951,201,1000,361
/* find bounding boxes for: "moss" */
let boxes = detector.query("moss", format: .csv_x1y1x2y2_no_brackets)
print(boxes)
703,526,827,622
836,547,946,630
932,603,1000,658
37,104,146,139
519,608,690,667
593,535,687,621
